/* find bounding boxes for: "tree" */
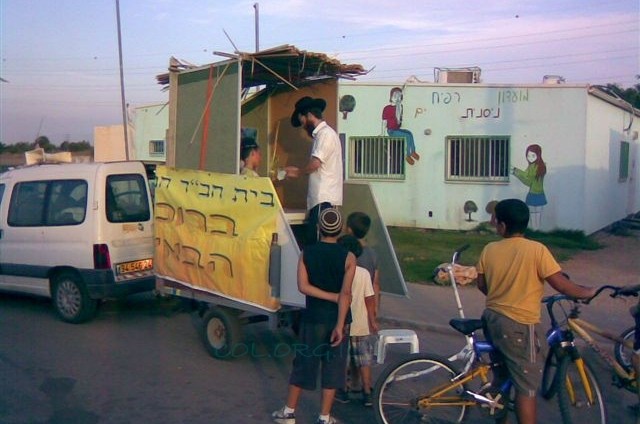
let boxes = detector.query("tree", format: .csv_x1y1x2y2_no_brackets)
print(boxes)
60,140,92,152
464,200,478,222
604,77,640,109
5,142,33,153
35,136,55,152
1,139,93,154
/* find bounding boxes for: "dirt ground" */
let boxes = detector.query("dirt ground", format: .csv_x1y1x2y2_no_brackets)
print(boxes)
380,226,640,332
561,229,640,287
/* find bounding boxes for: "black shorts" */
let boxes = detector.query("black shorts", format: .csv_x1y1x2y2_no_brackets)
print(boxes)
288,321,348,390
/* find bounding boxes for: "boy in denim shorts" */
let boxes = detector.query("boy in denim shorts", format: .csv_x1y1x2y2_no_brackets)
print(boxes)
336,235,378,406
476,199,595,424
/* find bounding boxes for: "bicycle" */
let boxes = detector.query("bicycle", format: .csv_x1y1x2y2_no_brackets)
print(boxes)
612,285,640,374
540,285,640,424
373,245,517,424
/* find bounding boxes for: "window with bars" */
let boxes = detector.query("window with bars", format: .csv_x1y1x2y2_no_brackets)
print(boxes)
348,136,406,180
446,135,510,182
149,140,165,156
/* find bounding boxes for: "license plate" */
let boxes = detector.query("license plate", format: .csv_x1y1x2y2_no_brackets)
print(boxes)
116,259,153,274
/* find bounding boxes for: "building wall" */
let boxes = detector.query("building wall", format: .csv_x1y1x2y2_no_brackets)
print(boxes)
133,103,169,162
94,124,132,162
127,80,638,234
338,82,638,234
584,95,640,232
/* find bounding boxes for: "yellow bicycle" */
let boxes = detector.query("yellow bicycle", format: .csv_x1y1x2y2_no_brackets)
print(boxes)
372,246,516,424
541,285,640,424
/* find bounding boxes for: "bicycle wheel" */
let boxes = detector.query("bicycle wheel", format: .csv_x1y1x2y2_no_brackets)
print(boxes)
614,326,635,371
541,345,565,399
556,355,607,424
373,353,468,424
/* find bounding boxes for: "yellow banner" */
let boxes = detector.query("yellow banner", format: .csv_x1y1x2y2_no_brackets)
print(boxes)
154,166,281,312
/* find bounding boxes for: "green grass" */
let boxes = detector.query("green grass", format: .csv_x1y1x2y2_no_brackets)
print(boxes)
387,225,602,284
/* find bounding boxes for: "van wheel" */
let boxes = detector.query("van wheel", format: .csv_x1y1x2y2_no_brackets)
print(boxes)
201,307,242,360
52,272,97,324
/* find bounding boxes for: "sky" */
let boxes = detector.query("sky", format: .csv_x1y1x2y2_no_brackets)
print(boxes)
1,0,638,145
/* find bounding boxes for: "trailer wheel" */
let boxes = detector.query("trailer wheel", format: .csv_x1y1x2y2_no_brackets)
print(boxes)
201,307,242,360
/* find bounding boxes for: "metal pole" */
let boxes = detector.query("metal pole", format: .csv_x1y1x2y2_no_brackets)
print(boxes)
253,3,259,52
116,0,130,160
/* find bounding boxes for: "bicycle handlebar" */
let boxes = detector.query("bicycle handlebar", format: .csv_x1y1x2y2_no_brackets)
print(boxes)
583,284,640,303
582,285,620,304
542,284,640,310
451,244,470,265
542,284,640,325
610,284,640,298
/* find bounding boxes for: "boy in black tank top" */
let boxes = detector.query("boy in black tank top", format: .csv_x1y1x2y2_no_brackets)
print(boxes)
272,208,356,424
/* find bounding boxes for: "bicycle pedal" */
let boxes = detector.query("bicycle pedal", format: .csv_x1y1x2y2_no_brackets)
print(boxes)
612,374,632,388
461,390,477,401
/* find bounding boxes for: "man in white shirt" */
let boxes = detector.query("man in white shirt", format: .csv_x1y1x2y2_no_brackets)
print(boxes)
286,96,343,245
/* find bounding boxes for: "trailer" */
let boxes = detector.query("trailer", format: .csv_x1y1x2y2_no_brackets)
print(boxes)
154,45,407,359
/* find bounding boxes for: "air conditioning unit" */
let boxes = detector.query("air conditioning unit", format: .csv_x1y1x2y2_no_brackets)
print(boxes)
435,67,481,84
25,148,73,165
543,75,566,84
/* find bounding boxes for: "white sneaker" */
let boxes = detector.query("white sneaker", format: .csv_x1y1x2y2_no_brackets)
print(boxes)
272,407,296,424
315,416,338,424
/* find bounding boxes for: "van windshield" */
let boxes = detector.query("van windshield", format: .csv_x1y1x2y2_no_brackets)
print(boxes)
106,174,151,223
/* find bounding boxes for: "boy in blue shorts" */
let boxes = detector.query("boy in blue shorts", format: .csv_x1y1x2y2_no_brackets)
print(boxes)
346,212,380,313
476,199,596,424
336,234,378,407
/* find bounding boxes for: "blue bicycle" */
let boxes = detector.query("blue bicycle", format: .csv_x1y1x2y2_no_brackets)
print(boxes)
373,245,515,423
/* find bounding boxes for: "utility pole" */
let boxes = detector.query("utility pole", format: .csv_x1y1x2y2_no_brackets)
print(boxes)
116,0,130,160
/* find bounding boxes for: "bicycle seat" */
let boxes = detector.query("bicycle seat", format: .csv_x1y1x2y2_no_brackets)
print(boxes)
449,318,484,335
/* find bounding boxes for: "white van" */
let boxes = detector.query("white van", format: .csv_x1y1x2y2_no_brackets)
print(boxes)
0,161,155,323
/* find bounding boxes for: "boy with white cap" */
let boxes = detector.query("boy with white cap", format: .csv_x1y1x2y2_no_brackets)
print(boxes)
272,208,355,424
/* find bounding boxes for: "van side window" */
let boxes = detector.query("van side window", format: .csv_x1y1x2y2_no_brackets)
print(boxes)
106,174,151,223
8,181,47,226
8,180,88,227
0,184,5,207
47,180,88,225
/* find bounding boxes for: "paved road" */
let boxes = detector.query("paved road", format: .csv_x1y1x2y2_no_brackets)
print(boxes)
1,289,637,424
2,227,639,424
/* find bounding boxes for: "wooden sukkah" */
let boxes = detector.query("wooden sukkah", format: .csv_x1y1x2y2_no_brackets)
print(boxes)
156,44,368,91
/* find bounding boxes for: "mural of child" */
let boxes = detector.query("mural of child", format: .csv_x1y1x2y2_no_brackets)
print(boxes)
512,143,547,229
381,87,420,165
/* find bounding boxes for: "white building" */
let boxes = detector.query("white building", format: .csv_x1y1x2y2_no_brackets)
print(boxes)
337,80,639,234
94,103,168,163
132,102,169,163
127,62,640,235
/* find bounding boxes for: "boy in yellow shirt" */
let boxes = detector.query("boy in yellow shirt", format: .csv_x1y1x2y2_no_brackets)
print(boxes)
476,198,596,424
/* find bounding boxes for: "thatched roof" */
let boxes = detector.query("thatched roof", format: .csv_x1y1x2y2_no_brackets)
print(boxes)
156,44,368,90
